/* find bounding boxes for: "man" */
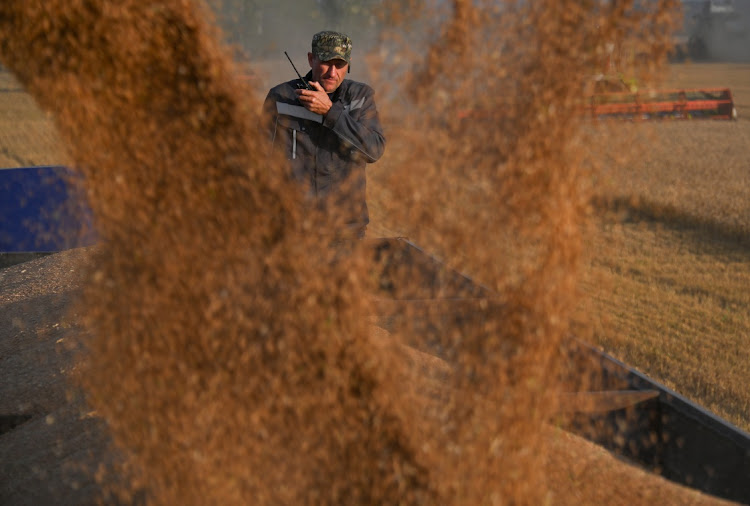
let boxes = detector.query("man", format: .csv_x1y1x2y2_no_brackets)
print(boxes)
262,31,385,239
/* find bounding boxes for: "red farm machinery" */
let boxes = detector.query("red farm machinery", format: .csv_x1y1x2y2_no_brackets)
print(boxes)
586,74,738,121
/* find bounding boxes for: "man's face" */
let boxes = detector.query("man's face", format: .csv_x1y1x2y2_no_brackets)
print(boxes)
307,53,348,93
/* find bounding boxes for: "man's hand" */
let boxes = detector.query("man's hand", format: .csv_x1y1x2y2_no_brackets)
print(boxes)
295,81,332,116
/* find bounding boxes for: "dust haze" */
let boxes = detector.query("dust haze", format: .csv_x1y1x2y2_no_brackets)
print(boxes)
208,0,384,88
680,0,750,62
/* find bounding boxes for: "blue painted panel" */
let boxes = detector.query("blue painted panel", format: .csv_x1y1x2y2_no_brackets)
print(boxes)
0,166,96,252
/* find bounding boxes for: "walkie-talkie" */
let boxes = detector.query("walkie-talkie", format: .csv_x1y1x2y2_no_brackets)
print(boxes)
284,51,314,90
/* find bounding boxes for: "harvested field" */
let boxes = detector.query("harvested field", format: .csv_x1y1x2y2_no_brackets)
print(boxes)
576,63,750,433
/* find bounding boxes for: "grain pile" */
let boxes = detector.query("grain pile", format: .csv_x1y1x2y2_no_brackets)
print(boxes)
0,0,717,505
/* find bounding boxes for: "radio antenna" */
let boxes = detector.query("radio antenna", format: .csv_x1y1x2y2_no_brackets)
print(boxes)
284,51,313,90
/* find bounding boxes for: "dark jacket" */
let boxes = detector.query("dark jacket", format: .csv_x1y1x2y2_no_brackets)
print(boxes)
262,71,385,231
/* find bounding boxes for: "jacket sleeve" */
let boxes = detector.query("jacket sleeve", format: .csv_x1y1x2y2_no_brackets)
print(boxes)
261,90,279,143
323,85,385,163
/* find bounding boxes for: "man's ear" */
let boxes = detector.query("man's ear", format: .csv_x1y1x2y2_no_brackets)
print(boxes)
307,52,314,68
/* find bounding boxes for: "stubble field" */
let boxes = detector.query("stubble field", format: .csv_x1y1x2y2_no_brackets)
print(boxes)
582,63,750,432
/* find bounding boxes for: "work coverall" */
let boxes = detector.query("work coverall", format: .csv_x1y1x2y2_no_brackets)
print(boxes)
262,71,386,236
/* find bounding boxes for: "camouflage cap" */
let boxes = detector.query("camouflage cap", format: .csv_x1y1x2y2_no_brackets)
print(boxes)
311,31,352,64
